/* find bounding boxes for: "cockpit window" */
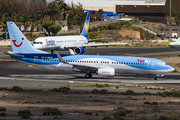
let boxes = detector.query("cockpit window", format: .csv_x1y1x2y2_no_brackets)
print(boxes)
33,42,43,44
171,39,177,42
159,63,166,66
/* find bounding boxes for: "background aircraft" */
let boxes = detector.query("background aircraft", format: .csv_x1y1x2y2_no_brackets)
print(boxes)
169,37,180,48
6,21,174,80
32,12,127,54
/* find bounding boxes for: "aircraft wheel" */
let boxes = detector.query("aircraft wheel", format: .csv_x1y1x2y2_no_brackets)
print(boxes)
85,73,92,78
154,77,158,80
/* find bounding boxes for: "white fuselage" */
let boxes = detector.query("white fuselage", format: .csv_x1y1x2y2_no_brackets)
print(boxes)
32,35,88,50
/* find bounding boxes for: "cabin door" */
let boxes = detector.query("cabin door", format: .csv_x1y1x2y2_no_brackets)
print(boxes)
151,61,156,69
34,56,38,63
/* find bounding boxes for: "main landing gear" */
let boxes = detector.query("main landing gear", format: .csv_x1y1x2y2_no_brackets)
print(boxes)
85,73,92,78
51,50,54,53
85,70,92,78
154,77,158,80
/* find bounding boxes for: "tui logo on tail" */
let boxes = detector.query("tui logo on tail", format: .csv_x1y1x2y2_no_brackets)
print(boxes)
12,38,24,47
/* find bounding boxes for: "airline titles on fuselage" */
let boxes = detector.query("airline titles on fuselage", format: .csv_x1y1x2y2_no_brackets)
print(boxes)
46,39,55,46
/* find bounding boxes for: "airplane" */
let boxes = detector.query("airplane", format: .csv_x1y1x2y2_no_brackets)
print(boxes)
168,37,180,48
5,21,174,80
32,12,127,54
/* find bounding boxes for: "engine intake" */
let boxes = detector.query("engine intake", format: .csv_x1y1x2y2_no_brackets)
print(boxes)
74,47,85,54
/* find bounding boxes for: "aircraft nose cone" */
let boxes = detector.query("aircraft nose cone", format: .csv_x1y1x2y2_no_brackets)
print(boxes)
167,65,174,72
169,42,173,46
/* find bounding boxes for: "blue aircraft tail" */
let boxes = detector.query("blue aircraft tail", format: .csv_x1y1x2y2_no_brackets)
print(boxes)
81,12,90,37
6,21,47,54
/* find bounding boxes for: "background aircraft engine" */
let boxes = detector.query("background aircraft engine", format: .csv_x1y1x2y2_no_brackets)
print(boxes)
74,47,86,54
98,68,115,77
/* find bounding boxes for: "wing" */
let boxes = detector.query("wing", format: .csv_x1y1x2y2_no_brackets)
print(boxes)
38,46,62,50
65,42,127,48
55,52,99,71
81,42,127,47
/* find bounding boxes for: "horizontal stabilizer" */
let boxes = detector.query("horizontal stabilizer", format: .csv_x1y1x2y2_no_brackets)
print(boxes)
3,51,24,57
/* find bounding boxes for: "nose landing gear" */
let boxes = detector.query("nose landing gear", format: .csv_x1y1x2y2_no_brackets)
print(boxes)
154,74,164,80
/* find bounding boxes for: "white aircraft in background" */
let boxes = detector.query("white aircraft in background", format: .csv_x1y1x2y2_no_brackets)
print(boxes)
32,12,127,54
5,21,174,80
169,37,180,48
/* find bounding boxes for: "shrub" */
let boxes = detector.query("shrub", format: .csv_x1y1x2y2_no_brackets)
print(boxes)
143,92,152,96
171,69,179,73
125,90,136,95
18,110,32,119
116,86,119,89
151,102,158,105
0,107,6,111
43,107,63,116
100,89,107,94
0,112,6,116
51,88,58,92
170,91,180,97
160,91,180,97
175,63,180,67
102,116,113,120
95,83,110,88
0,87,8,90
57,87,70,93
114,115,124,120
159,116,168,120
12,86,23,91
85,112,92,115
144,101,151,105
91,89,99,94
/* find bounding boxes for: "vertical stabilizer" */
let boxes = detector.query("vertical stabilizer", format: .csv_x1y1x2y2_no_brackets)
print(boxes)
81,12,90,37
6,21,47,54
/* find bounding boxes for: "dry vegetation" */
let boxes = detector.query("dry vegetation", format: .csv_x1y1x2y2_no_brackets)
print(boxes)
0,88,180,119
159,56,180,72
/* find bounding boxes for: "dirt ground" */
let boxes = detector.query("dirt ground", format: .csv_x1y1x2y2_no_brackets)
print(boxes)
0,89,180,119
159,56,180,72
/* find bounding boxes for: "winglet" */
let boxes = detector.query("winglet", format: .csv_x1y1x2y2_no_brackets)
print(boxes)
81,12,90,37
55,51,66,63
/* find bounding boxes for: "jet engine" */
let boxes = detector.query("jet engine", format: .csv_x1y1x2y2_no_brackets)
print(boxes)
74,47,86,54
97,68,115,77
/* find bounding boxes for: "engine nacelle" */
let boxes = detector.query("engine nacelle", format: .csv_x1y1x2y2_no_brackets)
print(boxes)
74,47,86,54
97,68,115,77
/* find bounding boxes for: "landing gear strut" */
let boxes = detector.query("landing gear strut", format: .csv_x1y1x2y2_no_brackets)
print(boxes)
51,50,54,53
